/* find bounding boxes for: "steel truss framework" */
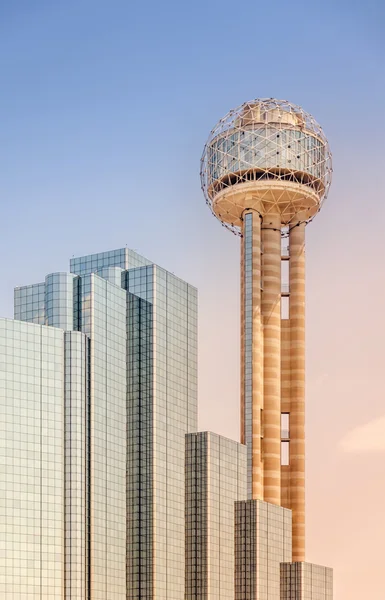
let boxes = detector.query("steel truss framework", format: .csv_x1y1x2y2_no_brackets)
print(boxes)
200,98,332,235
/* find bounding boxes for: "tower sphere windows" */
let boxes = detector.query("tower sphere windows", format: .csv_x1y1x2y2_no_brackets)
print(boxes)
200,98,332,234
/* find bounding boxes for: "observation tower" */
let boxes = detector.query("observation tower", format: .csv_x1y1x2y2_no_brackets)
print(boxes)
200,98,332,561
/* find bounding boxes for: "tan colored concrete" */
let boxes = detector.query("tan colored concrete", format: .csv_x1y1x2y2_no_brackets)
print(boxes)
212,180,322,229
281,321,291,509
289,223,306,561
261,214,281,506
281,321,291,414
240,212,306,554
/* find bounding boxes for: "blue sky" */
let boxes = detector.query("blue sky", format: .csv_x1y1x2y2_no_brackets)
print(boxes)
0,2,384,597
0,0,383,312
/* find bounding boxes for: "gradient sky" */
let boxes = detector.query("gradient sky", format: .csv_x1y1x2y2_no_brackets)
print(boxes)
0,1,384,597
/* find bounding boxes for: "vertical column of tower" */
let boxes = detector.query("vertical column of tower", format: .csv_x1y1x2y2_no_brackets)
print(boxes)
240,231,245,447
261,214,282,505
289,223,306,561
251,213,263,500
280,321,291,508
241,210,263,499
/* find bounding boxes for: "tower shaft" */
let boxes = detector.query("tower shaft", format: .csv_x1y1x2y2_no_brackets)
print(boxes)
241,210,263,499
240,215,306,562
288,223,306,561
261,215,282,506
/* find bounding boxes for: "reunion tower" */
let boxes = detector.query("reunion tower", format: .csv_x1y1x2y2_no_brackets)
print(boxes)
200,98,332,562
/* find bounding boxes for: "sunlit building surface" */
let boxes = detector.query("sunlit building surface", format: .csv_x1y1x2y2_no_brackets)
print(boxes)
280,563,333,600
123,263,198,600
185,432,247,600
2,248,197,600
0,320,67,599
235,500,292,600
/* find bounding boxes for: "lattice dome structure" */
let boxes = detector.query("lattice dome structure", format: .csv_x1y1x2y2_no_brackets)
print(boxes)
200,98,332,235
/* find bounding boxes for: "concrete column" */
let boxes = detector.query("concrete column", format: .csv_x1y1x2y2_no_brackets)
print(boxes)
261,214,281,505
241,210,263,499
281,320,291,509
289,223,306,561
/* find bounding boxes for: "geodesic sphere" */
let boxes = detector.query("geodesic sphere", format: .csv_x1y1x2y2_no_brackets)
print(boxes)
200,98,332,234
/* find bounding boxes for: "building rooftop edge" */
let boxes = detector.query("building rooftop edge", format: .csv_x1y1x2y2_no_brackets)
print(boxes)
0,316,88,337
187,430,245,447
14,248,197,293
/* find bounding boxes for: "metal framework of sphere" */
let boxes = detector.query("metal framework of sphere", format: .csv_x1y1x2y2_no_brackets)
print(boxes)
200,98,332,235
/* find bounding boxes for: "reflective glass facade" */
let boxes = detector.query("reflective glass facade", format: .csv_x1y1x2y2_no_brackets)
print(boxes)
207,128,326,185
280,562,333,600
14,282,45,324
126,293,154,600
45,273,77,330
243,213,253,498
79,274,128,599
0,319,66,599
124,264,198,600
185,432,247,600
6,247,198,600
70,248,150,276
235,499,292,600
64,331,90,600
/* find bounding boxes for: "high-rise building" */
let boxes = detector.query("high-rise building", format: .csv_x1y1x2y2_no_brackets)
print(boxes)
235,499,292,600
200,98,333,593
123,263,198,600
2,248,197,600
280,563,333,600
185,432,247,600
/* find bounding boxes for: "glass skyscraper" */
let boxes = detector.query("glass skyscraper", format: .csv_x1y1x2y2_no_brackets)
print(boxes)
4,248,197,600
